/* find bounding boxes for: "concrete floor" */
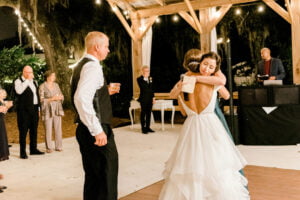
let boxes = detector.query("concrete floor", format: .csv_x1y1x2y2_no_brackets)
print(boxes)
1,123,299,200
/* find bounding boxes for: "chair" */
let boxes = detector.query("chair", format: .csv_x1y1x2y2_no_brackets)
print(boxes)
129,99,175,130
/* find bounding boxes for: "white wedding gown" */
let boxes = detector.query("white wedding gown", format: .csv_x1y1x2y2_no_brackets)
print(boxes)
159,86,250,200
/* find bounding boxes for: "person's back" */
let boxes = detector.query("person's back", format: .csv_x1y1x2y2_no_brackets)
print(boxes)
180,75,214,114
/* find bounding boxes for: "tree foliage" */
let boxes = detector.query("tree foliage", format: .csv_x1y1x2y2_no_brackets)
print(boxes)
0,45,46,86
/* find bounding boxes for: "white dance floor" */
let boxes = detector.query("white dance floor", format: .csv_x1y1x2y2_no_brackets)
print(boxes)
1,123,300,199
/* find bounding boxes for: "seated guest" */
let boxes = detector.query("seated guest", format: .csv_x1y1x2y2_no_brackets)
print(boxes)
257,47,286,81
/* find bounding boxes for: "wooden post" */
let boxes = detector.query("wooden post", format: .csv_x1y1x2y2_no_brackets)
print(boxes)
198,6,231,52
199,8,211,52
131,16,143,98
290,0,300,84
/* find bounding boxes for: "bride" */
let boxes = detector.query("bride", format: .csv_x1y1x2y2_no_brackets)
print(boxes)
159,51,250,200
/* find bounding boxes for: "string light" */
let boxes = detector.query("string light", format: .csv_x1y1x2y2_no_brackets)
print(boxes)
172,15,179,22
235,8,242,15
257,5,265,13
155,17,161,24
111,6,117,12
123,10,130,19
14,9,43,52
95,0,101,5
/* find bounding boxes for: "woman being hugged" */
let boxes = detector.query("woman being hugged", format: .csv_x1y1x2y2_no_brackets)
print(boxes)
159,52,249,200
39,70,64,153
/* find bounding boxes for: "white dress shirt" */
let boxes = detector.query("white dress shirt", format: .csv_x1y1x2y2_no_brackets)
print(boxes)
74,54,104,136
14,76,39,105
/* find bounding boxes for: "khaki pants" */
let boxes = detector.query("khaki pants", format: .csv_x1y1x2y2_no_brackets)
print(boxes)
44,115,62,150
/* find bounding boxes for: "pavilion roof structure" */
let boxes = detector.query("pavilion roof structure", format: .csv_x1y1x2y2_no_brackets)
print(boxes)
106,0,300,96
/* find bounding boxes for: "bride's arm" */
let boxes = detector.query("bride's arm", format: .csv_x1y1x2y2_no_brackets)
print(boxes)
177,94,187,116
195,70,226,86
218,86,230,100
169,81,182,99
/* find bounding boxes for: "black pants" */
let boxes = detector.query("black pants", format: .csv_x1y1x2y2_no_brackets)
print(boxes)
140,103,153,130
17,106,39,155
76,123,119,200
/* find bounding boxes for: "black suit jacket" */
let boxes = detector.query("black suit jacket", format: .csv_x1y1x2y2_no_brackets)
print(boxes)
137,76,154,104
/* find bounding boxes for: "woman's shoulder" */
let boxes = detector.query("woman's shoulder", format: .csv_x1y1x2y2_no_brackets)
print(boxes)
39,82,46,88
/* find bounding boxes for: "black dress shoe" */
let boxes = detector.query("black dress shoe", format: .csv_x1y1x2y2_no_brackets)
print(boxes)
147,128,155,133
0,186,7,190
30,149,45,155
20,154,28,159
142,129,148,134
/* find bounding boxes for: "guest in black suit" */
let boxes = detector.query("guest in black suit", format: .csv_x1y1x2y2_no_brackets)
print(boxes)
257,47,286,81
14,65,44,159
137,66,155,134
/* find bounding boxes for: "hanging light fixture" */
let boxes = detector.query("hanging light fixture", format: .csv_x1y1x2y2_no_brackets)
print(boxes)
155,17,161,24
235,8,242,15
172,15,179,22
257,5,265,13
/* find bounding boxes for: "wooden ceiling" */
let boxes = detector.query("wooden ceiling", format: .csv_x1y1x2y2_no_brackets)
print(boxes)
108,0,262,18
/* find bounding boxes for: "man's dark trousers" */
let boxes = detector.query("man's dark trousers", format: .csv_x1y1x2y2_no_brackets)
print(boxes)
76,123,118,200
17,105,39,155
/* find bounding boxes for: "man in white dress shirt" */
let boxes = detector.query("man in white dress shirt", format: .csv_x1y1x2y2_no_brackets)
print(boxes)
14,65,44,159
71,31,119,200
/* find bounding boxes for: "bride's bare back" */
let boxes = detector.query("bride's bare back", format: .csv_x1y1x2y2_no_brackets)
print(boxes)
180,74,214,114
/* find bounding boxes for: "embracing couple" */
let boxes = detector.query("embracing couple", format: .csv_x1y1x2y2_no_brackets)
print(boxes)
159,49,250,200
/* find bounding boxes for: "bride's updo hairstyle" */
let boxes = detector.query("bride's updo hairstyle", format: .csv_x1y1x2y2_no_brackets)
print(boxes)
198,51,221,75
182,49,202,73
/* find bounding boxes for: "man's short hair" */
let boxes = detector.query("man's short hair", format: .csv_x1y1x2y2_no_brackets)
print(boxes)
85,31,108,50
261,47,271,53
141,65,149,71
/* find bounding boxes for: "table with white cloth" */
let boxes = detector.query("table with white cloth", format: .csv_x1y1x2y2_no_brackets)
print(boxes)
129,99,175,131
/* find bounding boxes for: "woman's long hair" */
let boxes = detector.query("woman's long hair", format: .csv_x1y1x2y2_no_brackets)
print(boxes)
198,51,221,75
182,51,221,101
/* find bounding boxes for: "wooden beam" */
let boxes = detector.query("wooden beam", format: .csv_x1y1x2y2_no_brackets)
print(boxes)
111,0,135,12
131,17,143,97
184,0,203,33
285,0,293,21
263,0,291,23
137,16,157,40
199,8,210,52
154,0,164,6
207,5,232,31
107,0,137,40
290,0,300,84
178,11,200,33
136,0,259,18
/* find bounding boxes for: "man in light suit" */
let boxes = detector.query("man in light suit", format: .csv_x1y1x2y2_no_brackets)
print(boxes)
137,66,155,134
257,47,286,81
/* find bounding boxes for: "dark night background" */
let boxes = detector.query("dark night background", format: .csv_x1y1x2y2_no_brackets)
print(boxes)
0,1,292,117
